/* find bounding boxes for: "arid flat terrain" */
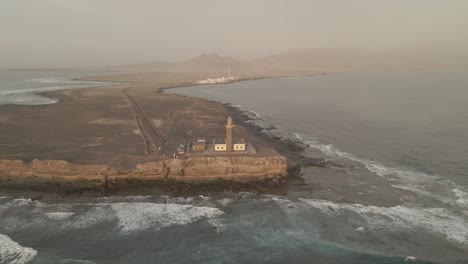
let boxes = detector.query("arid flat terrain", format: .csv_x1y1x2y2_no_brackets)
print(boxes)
0,67,321,174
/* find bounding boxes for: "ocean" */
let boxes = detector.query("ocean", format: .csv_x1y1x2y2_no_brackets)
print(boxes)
0,70,113,106
1,70,467,264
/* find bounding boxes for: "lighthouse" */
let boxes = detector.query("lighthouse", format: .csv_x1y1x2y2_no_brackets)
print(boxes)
225,116,235,152
212,116,246,152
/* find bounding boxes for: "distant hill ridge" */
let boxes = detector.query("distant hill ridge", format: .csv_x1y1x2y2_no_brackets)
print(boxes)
9,48,466,72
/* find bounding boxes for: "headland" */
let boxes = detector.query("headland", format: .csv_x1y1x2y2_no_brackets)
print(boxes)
0,60,327,195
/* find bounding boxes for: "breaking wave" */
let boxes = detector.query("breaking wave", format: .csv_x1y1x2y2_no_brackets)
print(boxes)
271,197,468,245
453,188,468,205
111,203,224,235
45,212,76,221
0,198,224,236
0,233,37,264
236,105,468,208
290,132,468,207
301,199,468,245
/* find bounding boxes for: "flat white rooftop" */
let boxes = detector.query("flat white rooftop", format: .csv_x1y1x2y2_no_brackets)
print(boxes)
187,143,257,156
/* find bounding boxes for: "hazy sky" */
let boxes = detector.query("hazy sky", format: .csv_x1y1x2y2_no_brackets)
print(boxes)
1,0,467,68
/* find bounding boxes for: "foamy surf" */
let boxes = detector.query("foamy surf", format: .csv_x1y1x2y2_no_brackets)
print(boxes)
96,195,152,202
240,105,451,201
289,198,468,245
111,203,224,235
246,119,468,208
45,212,76,221
453,188,468,205
0,233,37,264
294,132,468,206
1,198,225,236
230,105,264,120
217,198,232,207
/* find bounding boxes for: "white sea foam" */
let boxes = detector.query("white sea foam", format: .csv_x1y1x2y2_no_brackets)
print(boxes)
289,132,468,207
45,212,75,221
162,196,195,204
7,198,50,208
0,233,37,264
70,205,114,230
354,227,365,232
217,198,232,207
96,195,151,202
453,189,468,205
9,198,34,206
231,105,264,121
198,195,210,200
110,203,224,235
4,203,106,231
294,198,468,245
390,184,456,206
246,110,262,119
292,133,435,186
2,198,225,235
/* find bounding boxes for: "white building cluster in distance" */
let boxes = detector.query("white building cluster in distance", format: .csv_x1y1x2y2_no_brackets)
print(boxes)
196,76,239,84
196,68,239,84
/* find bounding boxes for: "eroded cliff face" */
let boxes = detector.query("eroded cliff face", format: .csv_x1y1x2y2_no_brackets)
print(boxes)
136,156,288,179
0,155,288,186
0,159,109,177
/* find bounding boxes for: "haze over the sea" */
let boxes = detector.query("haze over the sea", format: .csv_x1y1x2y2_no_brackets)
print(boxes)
1,0,467,69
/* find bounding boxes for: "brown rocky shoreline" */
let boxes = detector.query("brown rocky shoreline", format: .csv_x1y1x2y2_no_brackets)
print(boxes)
0,70,324,197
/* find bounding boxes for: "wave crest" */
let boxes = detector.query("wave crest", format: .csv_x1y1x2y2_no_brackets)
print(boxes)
294,198,468,245
111,203,224,235
0,233,37,264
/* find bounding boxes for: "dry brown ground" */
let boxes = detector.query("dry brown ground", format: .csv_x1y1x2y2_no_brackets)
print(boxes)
0,70,320,170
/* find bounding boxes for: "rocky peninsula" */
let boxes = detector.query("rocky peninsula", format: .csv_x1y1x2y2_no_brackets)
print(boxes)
0,56,324,194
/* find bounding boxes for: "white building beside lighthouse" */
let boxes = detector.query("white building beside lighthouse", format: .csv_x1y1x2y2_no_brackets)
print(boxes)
213,116,246,152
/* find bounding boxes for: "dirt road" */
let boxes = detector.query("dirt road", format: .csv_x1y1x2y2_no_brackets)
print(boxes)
122,87,166,156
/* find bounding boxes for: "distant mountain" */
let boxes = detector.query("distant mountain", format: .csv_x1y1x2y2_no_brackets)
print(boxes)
177,53,258,72
89,53,259,73
8,48,466,72
30,50,370,73
254,48,382,70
